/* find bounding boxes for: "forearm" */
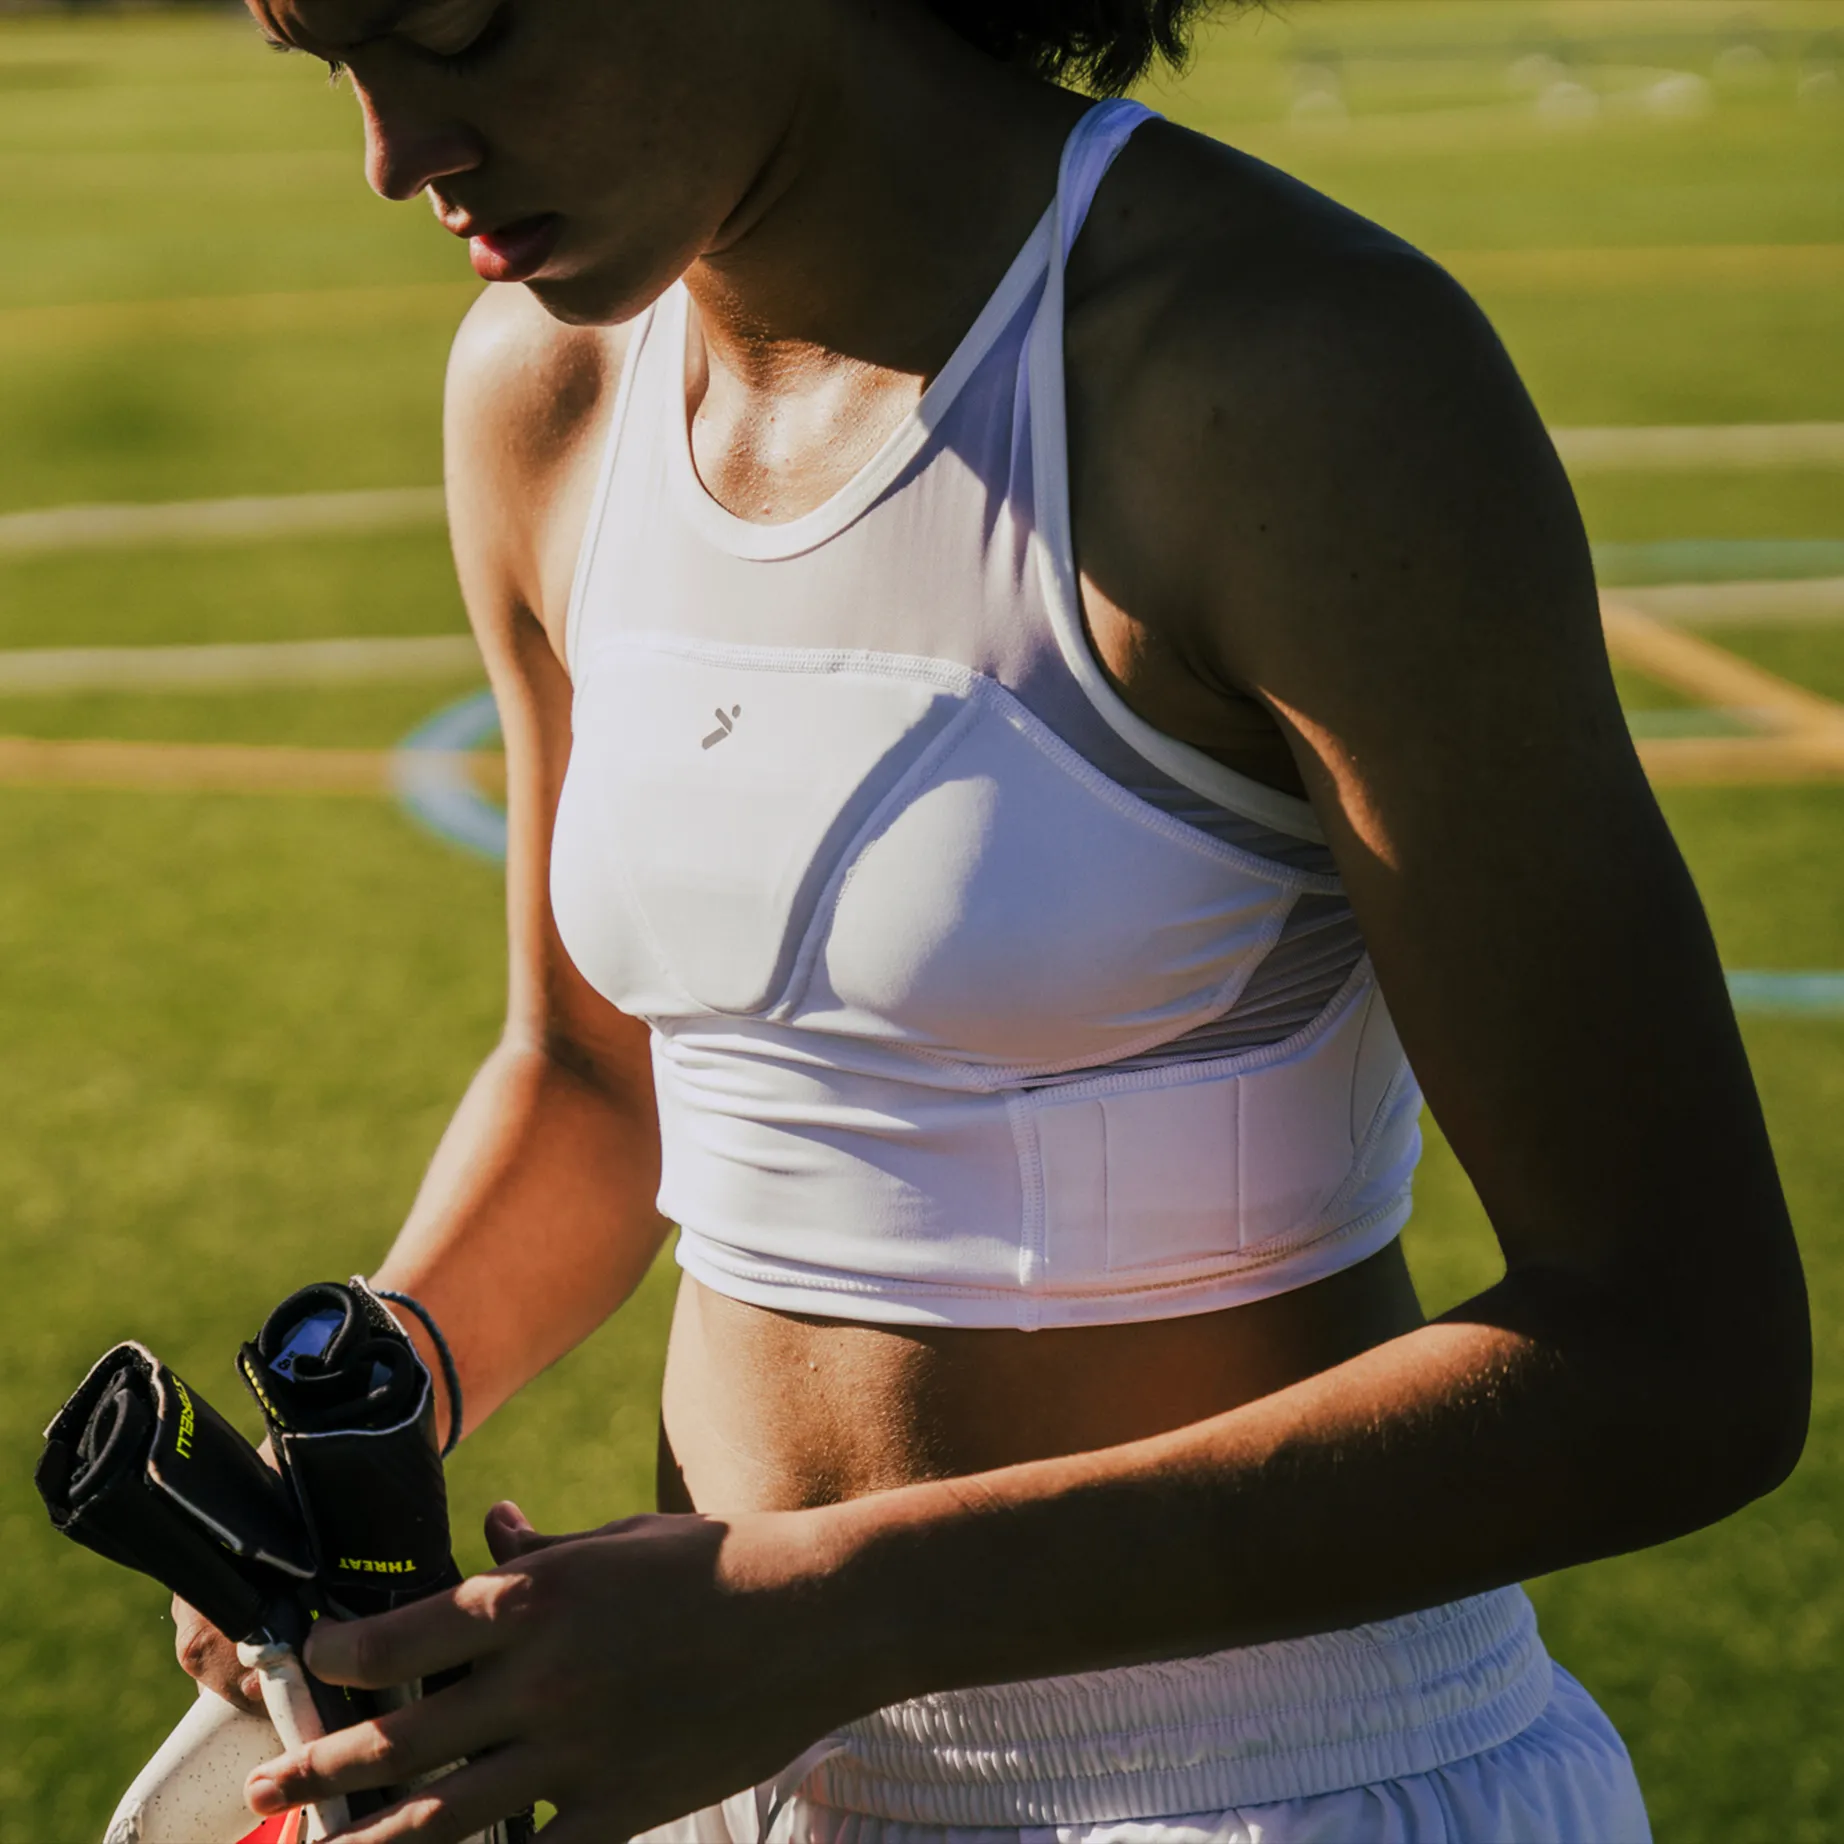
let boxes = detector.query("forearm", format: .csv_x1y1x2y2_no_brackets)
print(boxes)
371,1034,670,1442
818,1268,1806,1711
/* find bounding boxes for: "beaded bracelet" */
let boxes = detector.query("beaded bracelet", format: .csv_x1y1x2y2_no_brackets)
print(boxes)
374,1286,464,1458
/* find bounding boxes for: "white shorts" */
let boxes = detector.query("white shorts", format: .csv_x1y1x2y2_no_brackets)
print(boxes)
638,1588,1650,1844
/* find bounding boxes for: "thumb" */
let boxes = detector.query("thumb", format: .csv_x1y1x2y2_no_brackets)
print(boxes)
484,1499,566,1564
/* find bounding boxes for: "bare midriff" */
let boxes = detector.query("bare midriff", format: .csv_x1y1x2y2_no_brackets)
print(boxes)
656,1243,1425,1514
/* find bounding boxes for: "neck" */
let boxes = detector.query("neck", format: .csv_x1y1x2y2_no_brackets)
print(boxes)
684,5,1086,390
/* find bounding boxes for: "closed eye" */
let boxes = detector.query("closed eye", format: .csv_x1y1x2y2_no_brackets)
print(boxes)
408,0,514,73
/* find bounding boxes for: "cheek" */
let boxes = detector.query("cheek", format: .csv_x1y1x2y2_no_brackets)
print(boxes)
500,99,759,317
471,0,804,314
515,0,793,203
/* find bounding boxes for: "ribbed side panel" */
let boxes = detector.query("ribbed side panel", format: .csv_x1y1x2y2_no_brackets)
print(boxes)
1196,893,1366,1050
1124,781,1337,871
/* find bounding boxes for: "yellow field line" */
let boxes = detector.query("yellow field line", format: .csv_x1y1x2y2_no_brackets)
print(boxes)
0,736,504,797
1442,244,1844,290
1601,597,1844,729
1637,732,1844,785
1603,595,1844,786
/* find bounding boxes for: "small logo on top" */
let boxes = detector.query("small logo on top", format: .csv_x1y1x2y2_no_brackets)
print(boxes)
701,705,742,750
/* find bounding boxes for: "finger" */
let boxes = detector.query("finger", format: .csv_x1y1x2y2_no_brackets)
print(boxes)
172,1596,263,1712
316,1745,545,1844
486,1503,660,1563
483,1500,562,1565
304,1571,526,1689
246,1668,503,1814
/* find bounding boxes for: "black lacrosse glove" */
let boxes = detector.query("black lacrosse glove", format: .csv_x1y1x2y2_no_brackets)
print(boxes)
36,1342,314,1641
239,1278,463,1619
242,1280,535,1840
38,1342,400,1823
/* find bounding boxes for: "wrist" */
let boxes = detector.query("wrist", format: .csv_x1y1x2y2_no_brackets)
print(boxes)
369,1279,464,1453
713,1498,923,1726
799,1481,986,1713
800,1458,1195,1710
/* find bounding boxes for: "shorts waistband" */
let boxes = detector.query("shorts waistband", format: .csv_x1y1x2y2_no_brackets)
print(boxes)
807,1586,1552,1826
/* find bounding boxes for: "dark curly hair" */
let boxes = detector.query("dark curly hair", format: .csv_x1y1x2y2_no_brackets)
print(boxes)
923,0,1239,95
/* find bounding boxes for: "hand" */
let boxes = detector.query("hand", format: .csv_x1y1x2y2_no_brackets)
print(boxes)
172,1594,267,1712
243,1500,874,1840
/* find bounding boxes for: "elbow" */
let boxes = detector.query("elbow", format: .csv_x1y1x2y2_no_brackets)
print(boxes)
1715,1345,1810,1510
1712,1247,1812,1510
1547,1251,1813,1539
1654,1288,1811,1526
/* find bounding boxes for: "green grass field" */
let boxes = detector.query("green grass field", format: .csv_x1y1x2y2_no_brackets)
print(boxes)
2,2,1842,1836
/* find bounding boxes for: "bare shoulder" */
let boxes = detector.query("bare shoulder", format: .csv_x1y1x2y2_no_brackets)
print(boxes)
444,284,637,658
1070,122,1591,688
1074,119,1546,483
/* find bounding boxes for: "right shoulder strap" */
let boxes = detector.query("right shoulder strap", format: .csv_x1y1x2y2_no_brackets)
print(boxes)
562,290,669,676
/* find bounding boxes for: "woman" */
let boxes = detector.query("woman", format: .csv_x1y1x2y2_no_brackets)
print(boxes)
178,0,1808,1838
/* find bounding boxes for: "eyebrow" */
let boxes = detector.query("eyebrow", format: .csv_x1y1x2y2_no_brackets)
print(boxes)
256,0,438,56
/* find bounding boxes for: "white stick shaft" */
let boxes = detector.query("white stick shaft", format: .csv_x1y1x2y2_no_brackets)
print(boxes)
237,1640,351,1839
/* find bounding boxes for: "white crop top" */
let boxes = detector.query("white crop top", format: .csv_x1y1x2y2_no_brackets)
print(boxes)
550,100,1423,1330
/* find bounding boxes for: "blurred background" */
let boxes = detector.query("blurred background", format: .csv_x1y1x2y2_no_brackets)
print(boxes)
2,0,1840,1834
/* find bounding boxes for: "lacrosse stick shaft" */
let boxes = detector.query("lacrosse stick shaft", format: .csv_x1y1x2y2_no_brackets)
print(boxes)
237,1639,350,1840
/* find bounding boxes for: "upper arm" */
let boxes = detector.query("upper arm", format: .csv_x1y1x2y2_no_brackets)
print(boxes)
442,287,652,1089
1127,244,1801,1364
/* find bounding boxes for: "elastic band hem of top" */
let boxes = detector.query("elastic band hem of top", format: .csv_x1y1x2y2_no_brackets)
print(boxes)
671,1196,1411,1333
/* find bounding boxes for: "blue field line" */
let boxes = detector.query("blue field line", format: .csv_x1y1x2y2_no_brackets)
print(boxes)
1624,706,1765,740
391,698,1844,1017
1593,539,1844,586
392,689,506,863
1725,972,1844,1015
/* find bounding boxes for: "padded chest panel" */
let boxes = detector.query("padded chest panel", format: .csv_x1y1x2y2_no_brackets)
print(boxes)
798,698,1302,1071
553,639,962,1018
552,640,1310,1073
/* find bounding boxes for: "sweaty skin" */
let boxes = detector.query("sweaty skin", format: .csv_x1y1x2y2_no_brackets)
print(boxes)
169,0,1805,1834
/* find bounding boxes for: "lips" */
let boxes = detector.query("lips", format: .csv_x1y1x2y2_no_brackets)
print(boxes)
465,213,563,284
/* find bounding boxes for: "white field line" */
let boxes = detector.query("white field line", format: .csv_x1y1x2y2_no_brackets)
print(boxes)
0,487,446,555
1618,578,1844,626
1553,424,1844,472
0,635,481,694
0,281,480,350
2,424,1838,562
6,249,1832,349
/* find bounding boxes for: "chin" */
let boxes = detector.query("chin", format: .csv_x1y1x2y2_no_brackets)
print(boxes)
525,262,674,329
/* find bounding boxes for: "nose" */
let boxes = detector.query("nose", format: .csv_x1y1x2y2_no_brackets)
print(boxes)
357,85,482,202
